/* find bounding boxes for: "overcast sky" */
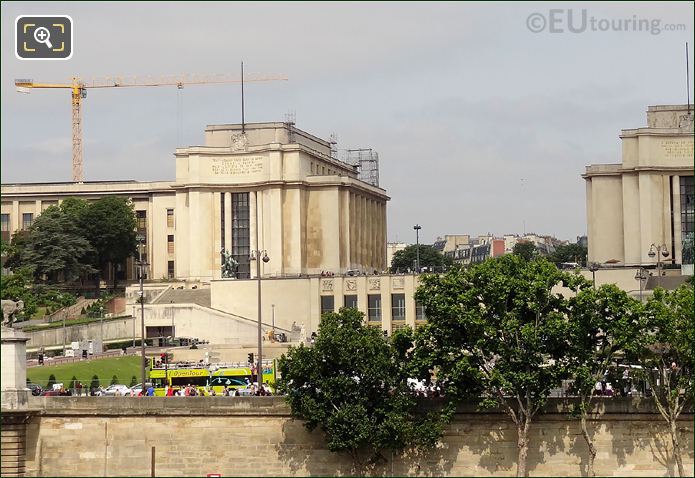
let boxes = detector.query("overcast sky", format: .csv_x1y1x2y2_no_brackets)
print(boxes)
2,1,693,243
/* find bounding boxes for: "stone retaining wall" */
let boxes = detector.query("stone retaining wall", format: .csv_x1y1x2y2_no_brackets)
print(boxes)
3,397,693,477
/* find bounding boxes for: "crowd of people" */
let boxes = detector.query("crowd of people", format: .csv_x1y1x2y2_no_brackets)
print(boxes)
160,381,273,397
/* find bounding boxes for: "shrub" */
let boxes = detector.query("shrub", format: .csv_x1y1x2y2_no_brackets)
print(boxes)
90,375,100,392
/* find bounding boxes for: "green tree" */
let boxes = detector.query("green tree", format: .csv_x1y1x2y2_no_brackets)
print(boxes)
90,375,100,393
566,284,642,477
2,231,30,272
69,375,78,391
79,197,137,289
632,285,694,477
548,242,588,266
47,374,57,389
277,307,442,467
21,206,96,283
512,241,537,261
129,375,138,387
390,244,452,273
414,255,583,477
110,375,119,386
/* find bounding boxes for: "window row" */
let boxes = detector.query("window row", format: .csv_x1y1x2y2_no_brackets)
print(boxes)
320,293,426,322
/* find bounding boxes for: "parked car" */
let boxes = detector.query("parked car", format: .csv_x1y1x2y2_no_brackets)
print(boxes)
41,389,71,396
26,383,43,396
96,384,130,396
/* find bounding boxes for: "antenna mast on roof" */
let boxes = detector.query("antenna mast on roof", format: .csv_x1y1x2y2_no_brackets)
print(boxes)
241,61,245,133
687,42,691,115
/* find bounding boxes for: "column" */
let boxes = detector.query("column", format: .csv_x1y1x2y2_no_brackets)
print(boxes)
224,192,232,255
11,201,19,233
213,191,222,279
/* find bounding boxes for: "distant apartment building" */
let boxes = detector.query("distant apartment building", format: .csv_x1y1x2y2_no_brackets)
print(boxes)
444,235,505,265
432,234,471,254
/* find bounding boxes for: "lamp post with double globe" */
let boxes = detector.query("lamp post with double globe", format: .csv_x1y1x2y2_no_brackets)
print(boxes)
250,249,270,390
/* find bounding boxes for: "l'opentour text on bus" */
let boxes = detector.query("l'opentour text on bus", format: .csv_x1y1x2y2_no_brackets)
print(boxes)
148,360,276,396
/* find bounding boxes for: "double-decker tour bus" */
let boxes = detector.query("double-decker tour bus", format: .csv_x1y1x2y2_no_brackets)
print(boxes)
149,359,276,396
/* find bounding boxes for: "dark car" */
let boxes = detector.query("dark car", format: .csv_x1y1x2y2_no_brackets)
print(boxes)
26,383,43,396
41,389,71,396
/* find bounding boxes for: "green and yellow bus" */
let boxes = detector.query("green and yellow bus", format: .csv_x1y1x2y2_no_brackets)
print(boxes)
149,360,276,396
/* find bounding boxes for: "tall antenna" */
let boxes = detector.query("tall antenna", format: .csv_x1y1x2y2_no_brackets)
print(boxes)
687,42,691,115
241,61,245,133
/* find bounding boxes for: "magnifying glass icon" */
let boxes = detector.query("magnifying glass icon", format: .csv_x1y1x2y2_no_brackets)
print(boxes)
33,27,53,49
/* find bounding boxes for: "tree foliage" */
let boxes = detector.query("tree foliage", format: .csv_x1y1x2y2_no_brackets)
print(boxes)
631,285,694,477
4,196,137,286
512,241,537,261
79,196,137,276
413,254,584,476
547,242,588,266
390,244,452,272
566,283,642,476
22,206,96,283
277,307,442,466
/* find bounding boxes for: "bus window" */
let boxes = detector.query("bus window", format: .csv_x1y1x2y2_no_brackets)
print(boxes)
171,376,208,387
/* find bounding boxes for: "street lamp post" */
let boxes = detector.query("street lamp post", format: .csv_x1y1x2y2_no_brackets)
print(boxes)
99,305,104,351
272,304,275,333
136,234,149,392
413,224,422,273
648,243,670,277
634,268,647,302
250,249,270,390
588,262,600,289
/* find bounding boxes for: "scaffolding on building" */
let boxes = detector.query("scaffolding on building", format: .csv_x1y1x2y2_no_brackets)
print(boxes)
340,148,380,187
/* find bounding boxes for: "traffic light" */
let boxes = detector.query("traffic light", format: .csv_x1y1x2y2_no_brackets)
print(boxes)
248,353,254,364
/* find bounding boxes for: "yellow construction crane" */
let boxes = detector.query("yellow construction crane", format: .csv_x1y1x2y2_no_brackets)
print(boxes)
15,71,287,182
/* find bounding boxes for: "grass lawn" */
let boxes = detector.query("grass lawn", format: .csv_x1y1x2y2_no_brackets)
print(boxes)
27,356,142,389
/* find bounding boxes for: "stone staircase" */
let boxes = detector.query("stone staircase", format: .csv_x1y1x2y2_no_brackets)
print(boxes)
152,288,211,308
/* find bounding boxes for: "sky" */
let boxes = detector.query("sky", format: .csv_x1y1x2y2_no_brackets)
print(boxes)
1,1,693,244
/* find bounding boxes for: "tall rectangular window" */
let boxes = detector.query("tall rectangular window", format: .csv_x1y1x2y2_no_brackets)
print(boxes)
166,209,175,228
21,213,33,230
136,210,147,231
681,176,694,265
416,301,426,321
344,295,358,310
391,293,406,321
232,192,250,278
220,193,226,266
320,295,335,315
1,213,10,242
368,294,381,322
167,235,175,254
167,261,175,279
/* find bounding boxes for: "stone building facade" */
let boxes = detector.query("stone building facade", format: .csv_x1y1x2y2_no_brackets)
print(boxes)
1,122,389,281
583,105,694,273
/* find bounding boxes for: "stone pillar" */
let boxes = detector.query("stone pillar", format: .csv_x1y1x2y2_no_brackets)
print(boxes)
1,327,30,411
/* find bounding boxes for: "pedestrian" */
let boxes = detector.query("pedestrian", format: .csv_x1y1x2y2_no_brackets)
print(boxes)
146,384,155,396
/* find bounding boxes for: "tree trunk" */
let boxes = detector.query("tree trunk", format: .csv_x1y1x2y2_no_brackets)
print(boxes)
670,418,684,477
580,414,597,477
516,418,531,477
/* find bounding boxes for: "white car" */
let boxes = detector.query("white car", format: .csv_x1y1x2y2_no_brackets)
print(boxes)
96,384,130,396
